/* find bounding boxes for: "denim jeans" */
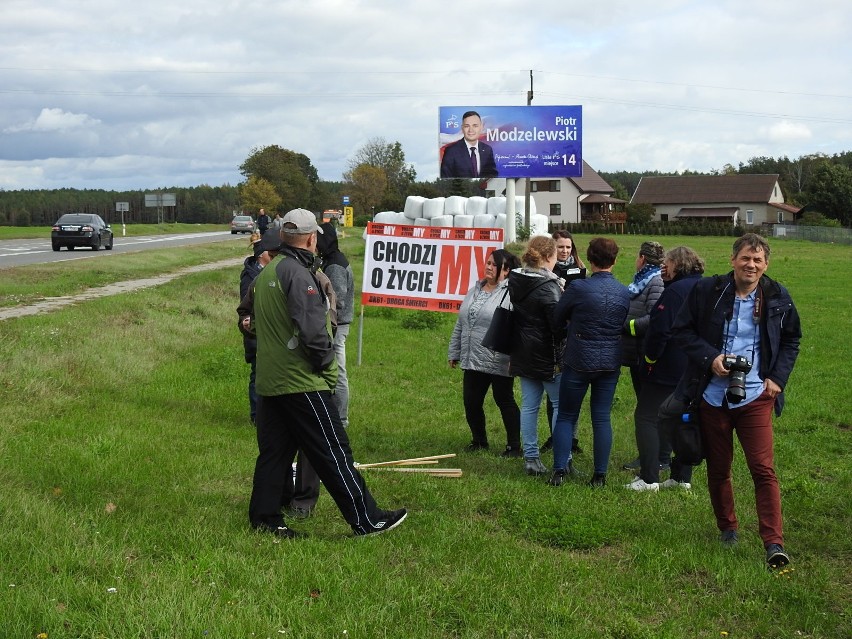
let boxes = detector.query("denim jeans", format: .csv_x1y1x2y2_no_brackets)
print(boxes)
333,324,350,428
554,367,621,474
519,375,562,459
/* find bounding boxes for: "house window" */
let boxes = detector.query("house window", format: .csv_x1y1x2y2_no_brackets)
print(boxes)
660,214,669,222
549,204,561,216
746,210,754,225
777,210,783,223
531,180,561,192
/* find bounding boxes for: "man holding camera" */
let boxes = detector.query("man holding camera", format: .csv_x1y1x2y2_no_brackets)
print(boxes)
672,234,801,569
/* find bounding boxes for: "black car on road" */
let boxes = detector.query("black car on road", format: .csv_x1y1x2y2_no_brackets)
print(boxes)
51,213,114,251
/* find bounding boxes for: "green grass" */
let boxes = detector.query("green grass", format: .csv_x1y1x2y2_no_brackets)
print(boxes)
0,234,850,638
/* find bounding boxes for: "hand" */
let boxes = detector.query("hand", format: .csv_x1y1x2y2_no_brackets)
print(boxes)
764,378,782,398
241,316,252,329
449,360,458,369
711,354,730,377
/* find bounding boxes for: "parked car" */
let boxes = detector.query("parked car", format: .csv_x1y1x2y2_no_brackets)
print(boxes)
230,215,255,234
51,213,113,251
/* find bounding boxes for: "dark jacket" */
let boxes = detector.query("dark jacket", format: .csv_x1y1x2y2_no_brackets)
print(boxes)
439,139,498,179
554,271,630,372
316,223,355,325
641,273,702,386
507,268,564,380
239,254,263,361
671,272,801,416
621,272,664,366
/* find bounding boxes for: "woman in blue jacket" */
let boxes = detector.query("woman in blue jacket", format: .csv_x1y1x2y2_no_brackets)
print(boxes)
625,246,705,492
550,238,630,487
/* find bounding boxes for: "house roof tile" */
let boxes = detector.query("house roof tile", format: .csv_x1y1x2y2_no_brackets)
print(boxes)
631,174,780,204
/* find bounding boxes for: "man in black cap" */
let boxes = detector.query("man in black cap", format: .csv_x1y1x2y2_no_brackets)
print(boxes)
238,209,407,538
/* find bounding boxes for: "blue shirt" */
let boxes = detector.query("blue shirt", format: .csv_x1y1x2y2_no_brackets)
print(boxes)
703,289,764,408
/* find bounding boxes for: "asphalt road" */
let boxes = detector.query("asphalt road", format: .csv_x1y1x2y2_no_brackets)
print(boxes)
0,231,247,269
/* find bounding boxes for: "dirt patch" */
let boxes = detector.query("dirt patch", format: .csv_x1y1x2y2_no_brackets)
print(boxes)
0,257,243,321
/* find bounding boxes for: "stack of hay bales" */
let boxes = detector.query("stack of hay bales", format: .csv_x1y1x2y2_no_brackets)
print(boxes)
374,196,551,237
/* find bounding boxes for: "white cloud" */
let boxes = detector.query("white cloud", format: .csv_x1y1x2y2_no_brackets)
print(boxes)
762,121,813,143
5,107,101,133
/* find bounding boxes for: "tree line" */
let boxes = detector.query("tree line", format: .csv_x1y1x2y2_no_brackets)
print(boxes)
1,146,849,228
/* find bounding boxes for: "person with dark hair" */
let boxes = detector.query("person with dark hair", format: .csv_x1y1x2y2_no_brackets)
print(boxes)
625,246,705,492
550,238,630,487
440,111,499,179
671,233,801,569
316,222,355,428
239,229,282,425
543,229,587,455
621,240,667,472
240,209,406,538
449,248,522,456
508,236,568,476
551,229,586,281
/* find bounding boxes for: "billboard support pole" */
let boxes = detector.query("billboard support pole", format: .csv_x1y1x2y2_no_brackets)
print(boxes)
506,179,516,243
524,70,534,230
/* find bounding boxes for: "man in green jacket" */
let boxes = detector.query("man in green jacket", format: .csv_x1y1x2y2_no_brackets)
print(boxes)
242,209,407,538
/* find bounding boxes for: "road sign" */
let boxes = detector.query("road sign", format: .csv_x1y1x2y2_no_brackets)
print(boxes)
343,196,350,205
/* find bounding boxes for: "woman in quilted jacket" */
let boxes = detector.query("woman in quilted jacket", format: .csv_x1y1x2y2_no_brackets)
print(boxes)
550,237,630,487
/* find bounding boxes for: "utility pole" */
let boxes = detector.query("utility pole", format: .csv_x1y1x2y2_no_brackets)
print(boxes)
524,69,534,230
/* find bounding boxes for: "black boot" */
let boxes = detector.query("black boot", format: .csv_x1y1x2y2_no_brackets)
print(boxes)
588,472,606,488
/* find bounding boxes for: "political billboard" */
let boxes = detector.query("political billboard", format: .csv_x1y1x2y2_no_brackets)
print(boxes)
362,222,504,313
439,105,582,179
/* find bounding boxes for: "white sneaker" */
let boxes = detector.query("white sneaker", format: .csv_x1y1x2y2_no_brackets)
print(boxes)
625,477,659,492
659,478,692,490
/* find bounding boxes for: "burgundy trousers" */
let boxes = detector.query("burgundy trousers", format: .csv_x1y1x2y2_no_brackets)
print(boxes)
699,391,783,547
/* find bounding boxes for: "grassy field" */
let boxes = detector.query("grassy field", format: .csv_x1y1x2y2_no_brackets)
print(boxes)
0,232,849,638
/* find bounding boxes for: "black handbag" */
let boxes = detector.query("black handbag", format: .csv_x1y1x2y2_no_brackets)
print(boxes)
659,393,704,466
481,288,514,355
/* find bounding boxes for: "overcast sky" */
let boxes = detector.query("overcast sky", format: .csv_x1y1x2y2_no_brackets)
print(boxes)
1,0,850,192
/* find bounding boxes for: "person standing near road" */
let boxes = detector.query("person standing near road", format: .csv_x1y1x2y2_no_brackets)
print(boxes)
316,222,355,428
257,208,271,235
671,233,801,569
241,208,406,538
239,229,281,425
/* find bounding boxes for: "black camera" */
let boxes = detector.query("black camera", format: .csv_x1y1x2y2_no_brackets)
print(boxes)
722,354,752,404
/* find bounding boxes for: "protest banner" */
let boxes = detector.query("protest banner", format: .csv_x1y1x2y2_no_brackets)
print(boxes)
362,222,504,313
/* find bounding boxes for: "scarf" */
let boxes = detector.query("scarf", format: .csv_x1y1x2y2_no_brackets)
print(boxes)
628,264,661,296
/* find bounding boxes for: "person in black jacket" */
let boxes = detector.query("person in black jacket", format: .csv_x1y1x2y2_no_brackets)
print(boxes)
508,236,567,476
239,230,281,425
671,233,801,569
625,246,704,492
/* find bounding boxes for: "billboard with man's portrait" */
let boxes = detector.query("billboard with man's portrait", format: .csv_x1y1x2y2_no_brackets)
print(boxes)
438,105,583,179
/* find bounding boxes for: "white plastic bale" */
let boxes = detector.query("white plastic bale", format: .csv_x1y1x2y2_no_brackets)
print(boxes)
430,215,454,227
515,195,537,217
422,197,446,220
414,218,430,226
453,215,474,228
403,195,426,220
444,196,467,216
529,213,552,237
495,213,507,230
466,196,488,217
487,197,507,217
473,214,495,228
373,211,406,224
